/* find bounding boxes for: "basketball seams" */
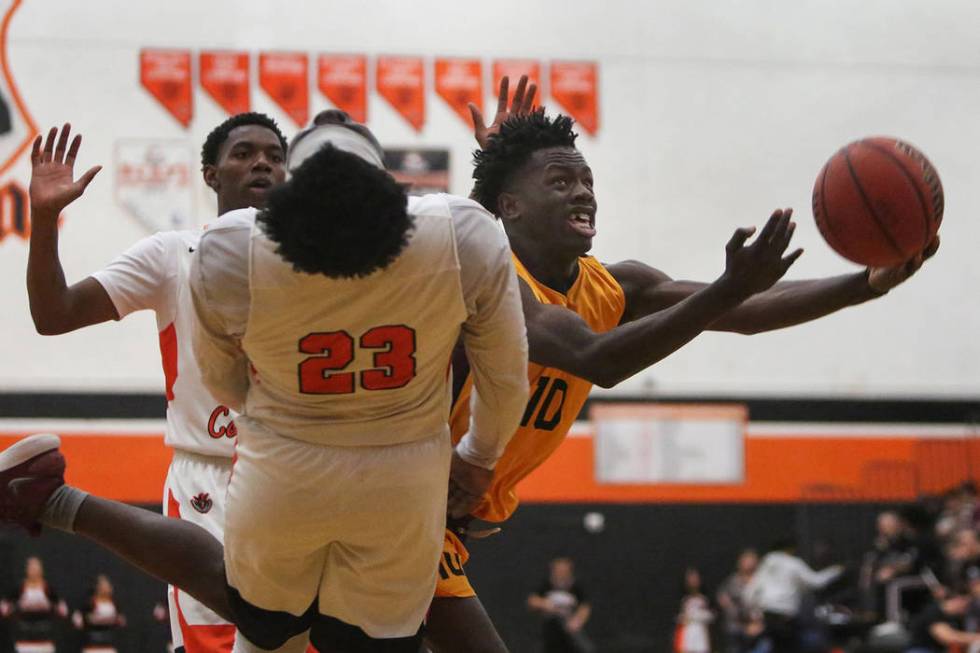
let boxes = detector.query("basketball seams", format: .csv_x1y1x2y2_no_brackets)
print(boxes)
841,147,906,261
813,156,852,262
862,140,931,250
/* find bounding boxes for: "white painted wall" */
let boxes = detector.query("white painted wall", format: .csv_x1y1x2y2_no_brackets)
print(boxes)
0,0,976,396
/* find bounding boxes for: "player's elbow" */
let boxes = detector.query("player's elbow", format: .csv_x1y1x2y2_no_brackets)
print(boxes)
31,313,70,336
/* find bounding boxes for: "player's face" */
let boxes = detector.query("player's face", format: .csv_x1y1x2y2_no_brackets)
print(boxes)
209,125,286,212
506,146,596,257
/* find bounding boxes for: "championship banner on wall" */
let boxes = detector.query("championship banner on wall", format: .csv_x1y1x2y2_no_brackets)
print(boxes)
434,58,482,127
376,56,425,132
114,140,195,233
492,59,541,106
140,49,192,127
550,61,598,135
259,52,309,127
384,148,449,195
317,54,367,124
200,51,250,116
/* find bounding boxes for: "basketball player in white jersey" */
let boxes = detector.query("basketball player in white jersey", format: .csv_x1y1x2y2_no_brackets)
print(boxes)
187,111,529,652
24,113,289,653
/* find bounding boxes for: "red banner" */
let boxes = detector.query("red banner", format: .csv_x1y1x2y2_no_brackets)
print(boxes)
376,56,425,132
550,61,599,135
200,51,250,116
317,55,367,124
434,58,482,127
492,60,541,106
259,52,309,127
140,50,192,127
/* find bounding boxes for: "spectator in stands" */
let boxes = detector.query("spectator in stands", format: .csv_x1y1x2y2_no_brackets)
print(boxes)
0,556,67,653
745,537,844,653
861,511,916,619
717,549,760,653
675,567,713,653
905,584,980,653
72,574,125,653
946,528,980,594
936,483,978,543
528,557,594,653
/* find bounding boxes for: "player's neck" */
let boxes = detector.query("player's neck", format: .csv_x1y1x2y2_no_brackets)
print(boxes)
510,238,579,294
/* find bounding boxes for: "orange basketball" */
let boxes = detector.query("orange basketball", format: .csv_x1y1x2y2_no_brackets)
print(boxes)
812,137,943,267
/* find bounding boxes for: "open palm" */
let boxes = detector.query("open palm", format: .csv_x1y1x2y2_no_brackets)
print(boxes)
468,74,538,149
29,123,101,216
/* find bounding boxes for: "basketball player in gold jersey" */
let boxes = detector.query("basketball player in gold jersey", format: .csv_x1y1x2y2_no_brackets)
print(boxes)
423,78,937,653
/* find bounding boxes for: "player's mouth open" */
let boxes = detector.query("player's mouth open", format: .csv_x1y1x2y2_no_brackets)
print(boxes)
568,210,596,237
248,178,273,190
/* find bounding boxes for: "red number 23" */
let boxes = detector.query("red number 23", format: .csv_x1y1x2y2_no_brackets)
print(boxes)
298,325,417,394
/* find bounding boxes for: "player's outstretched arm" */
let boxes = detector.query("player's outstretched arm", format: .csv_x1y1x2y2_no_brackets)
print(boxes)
610,212,938,334
27,124,118,335
526,209,801,388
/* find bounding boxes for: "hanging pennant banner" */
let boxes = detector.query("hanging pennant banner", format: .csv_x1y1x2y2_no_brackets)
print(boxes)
376,56,425,132
259,52,309,127
140,50,192,127
492,59,541,106
317,55,367,124
434,58,482,127
550,61,599,135
200,51,250,116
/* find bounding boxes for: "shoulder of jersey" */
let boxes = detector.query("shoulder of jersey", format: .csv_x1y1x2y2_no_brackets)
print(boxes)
205,207,259,233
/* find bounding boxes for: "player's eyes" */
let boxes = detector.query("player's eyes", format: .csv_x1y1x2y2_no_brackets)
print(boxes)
552,177,568,187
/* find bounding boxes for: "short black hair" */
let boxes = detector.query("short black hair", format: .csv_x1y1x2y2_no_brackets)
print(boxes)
471,110,578,215
200,112,288,168
258,145,413,279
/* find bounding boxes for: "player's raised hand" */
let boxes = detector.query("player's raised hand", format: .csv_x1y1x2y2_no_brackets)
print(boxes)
866,235,940,294
720,208,803,298
468,74,537,150
29,124,102,219
447,449,493,519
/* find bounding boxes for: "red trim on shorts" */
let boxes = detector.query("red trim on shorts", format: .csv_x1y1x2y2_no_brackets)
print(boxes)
159,323,178,401
167,491,236,652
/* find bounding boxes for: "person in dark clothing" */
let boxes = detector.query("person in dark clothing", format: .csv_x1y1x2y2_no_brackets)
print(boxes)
0,557,67,653
906,592,980,653
72,574,125,653
528,557,594,653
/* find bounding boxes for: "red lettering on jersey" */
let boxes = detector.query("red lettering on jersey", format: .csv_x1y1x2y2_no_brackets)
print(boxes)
158,323,178,401
207,405,237,439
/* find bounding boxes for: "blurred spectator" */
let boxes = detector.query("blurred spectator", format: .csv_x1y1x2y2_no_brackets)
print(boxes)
936,482,978,543
674,567,713,653
905,589,980,653
527,557,594,653
745,537,844,653
72,574,125,653
860,511,916,618
717,549,761,653
0,557,67,653
946,528,980,594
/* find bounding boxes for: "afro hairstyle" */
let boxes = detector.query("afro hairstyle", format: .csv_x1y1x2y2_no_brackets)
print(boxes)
258,145,414,279
200,112,288,168
471,110,578,215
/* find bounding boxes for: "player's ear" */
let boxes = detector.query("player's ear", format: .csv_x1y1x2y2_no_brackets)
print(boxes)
202,165,219,192
497,191,521,222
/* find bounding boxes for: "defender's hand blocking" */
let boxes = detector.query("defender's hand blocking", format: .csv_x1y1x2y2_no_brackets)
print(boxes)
720,208,803,298
447,449,493,519
866,235,940,294
29,124,102,219
469,74,537,150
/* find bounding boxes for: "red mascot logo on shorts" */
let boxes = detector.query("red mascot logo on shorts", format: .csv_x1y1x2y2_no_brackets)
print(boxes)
190,492,212,514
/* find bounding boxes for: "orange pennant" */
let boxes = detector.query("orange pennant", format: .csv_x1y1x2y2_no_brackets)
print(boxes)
317,55,367,124
376,56,425,132
434,58,482,127
492,60,541,106
259,52,309,127
550,61,599,135
200,51,250,116
140,50,192,127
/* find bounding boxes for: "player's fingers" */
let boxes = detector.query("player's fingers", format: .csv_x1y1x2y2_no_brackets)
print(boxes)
496,76,509,115
774,221,796,253
511,75,528,113
54,123,71,163
65,134,82,168
726,226,756,252
30,135,42,165
923,235,940,259
467,103,484,132
781,248,804,270
522,83,538,113
77,165,102,192
41,126,58,163
757,209,784,244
